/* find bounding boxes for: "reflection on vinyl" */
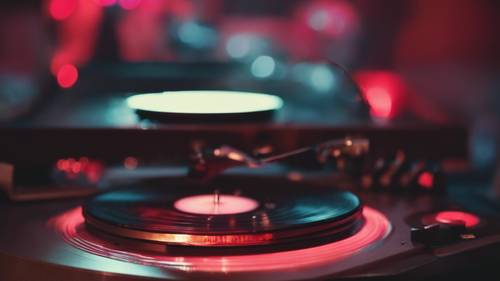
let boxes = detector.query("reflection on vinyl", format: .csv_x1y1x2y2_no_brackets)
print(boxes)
83,183,362,247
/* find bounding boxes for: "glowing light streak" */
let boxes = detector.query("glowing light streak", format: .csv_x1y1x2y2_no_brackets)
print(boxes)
51,206,390,273
435,211,479,228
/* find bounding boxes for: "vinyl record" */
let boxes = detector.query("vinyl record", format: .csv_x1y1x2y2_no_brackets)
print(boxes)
83,182,362,247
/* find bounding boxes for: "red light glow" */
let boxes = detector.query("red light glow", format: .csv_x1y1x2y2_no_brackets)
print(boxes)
97,0,117,7
123,156,138,170
50,0,103,78
85,162,104,183
50,52,68,75
119,0,141,10
55,157,103,183
435,211,480,228
355,71,408,119
49,0,77,21
50,206,390,273
56,159,70,171
71,162,82,173
302,1,358,38
418,172,434,189
365,87,392,118
57,64,78,88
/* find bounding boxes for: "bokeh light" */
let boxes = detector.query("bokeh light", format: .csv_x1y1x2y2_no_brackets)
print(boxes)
55,157,103,183
226,35,252,59
119,0,141,10
418,171,434,189
300,0,359,38
355,71,408,119
124,156,139,170
364,87,393,118
310,65,336,93
49,0,77,21
56,64,79,89
251,56,276,78
96,0,117,7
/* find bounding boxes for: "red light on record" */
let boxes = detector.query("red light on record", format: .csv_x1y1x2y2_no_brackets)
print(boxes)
435,211,480,228
57,64,78,88
51,206,390,273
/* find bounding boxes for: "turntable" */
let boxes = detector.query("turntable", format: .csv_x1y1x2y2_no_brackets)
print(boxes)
1,62,498,280
1,116,500,281
2,0,500,279
0,29,495,281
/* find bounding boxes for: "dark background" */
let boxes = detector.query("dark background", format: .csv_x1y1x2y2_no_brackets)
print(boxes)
0,0,499,178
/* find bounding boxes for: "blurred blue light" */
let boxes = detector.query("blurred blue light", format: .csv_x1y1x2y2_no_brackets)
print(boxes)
178,22,217,49
291,63,337,93
310,65,336,93
251,56,276,78
226,35,251,59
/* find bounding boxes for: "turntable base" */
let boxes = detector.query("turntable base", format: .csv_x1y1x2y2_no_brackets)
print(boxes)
2,188,500,281
55,205,389,273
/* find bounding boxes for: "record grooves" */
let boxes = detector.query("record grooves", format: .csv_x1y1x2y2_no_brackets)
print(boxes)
83,182,363,247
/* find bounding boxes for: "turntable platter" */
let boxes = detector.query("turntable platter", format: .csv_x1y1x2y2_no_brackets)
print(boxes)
0,186,395,281
52,205,390,274
126,91,284,123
